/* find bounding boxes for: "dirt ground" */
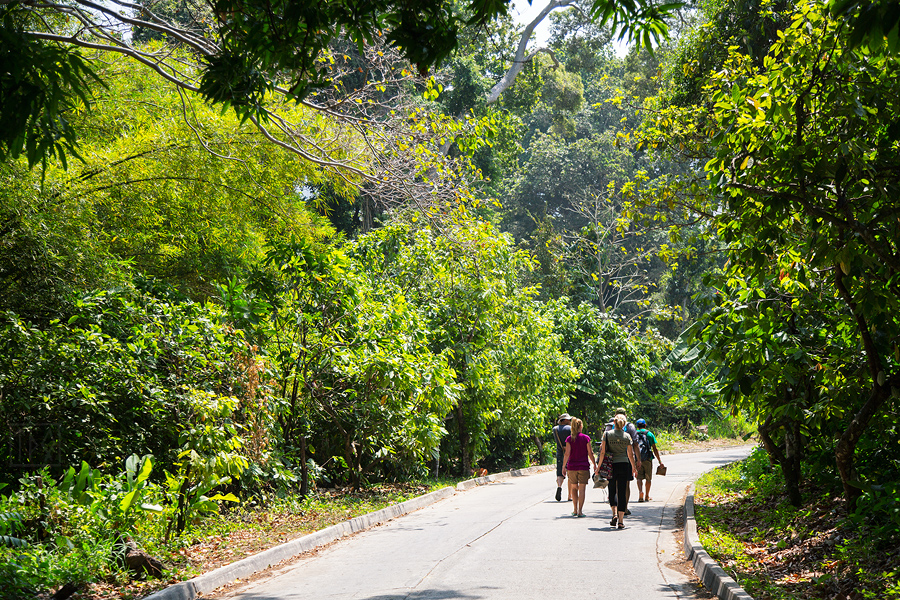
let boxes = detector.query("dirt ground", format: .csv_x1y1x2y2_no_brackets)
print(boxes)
663,436,752,454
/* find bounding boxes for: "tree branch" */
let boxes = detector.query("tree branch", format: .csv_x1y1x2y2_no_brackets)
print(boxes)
486,0,576,104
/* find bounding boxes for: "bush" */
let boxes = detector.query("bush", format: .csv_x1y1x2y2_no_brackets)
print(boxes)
0,285,269,488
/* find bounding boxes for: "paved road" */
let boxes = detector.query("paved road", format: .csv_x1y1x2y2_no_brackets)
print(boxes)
217,446,754,600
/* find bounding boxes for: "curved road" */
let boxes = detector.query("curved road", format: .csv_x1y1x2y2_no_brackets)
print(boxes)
216,446,753,600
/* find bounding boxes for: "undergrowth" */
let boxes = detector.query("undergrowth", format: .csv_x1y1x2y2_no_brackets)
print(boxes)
0,475,456,600
694,447,900,600
653,412,754,452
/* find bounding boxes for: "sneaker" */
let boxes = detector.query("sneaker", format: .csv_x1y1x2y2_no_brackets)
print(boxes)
555,487,562,502
609,517,618,527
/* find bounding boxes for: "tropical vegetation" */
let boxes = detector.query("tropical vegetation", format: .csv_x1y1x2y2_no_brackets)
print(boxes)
1,0,899,597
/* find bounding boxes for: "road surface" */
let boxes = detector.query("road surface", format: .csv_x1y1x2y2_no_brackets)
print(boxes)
216,446,754,600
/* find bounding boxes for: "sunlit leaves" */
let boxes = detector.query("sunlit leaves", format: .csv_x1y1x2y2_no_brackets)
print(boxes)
348,214,573,470
1,49,345,296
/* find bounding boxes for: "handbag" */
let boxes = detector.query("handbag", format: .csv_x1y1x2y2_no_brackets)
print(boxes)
656,464,667,476
597,432,614,480
598,454,613,479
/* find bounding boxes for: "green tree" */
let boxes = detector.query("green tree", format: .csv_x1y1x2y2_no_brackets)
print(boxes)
547,300,652,435
2,0,680,170
642,0,900,505
351,213,574,474
236,235,459,491
0,50,341,303
0,286,262,488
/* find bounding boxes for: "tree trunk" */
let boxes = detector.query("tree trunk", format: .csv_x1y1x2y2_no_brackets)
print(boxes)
533,433,544,465
758,415,802,507
456,403,471,475
485,0,574,104
835,384,891,508
344,431,359,490
783,419,803,507
833,267,894,508
299,433,309,498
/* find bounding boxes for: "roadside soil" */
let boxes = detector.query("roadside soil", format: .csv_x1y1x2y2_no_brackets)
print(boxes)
663,437,750,454
696,478,900,600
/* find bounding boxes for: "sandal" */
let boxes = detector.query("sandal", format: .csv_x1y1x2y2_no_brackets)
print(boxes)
609,517,618,527
617,523,625,529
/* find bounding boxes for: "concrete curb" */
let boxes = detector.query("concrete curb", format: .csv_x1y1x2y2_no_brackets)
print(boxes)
146,465,552,600
683,486,754,600
455,464,554,491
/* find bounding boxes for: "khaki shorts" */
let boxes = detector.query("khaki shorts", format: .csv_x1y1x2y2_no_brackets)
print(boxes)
637,460,653,480
567,470,590,485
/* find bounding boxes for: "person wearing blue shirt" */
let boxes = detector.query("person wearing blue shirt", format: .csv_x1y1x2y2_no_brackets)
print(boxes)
634,418,665,502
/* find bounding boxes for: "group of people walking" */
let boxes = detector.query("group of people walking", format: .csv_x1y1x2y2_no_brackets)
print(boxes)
551,409,664,528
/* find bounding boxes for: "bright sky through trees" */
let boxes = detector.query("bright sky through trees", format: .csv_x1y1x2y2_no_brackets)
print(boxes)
512,0,630,55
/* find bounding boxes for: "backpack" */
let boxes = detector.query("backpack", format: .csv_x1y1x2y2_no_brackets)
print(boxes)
636,430,653,462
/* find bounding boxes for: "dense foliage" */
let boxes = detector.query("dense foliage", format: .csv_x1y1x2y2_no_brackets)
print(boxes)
14,0,900,595
624,2,900,592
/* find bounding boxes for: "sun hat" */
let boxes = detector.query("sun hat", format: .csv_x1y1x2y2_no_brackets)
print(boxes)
558,413,572,422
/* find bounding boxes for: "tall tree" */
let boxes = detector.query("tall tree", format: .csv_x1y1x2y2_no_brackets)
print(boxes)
640,0,900,505
0,50,341,304
351,213,575,474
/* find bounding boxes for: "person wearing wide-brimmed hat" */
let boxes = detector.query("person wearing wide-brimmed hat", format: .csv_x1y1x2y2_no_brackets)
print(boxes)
551,413,572,501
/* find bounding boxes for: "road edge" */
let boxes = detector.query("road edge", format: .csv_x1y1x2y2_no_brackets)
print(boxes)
682,484,754,600
145,464,553,600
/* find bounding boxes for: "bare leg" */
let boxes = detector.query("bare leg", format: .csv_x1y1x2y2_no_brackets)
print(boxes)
645,479,652,501
637,479,644,500
576,484,587,515
571,486,579,515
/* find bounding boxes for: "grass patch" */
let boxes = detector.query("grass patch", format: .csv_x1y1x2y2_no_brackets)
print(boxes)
650,412,755,453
